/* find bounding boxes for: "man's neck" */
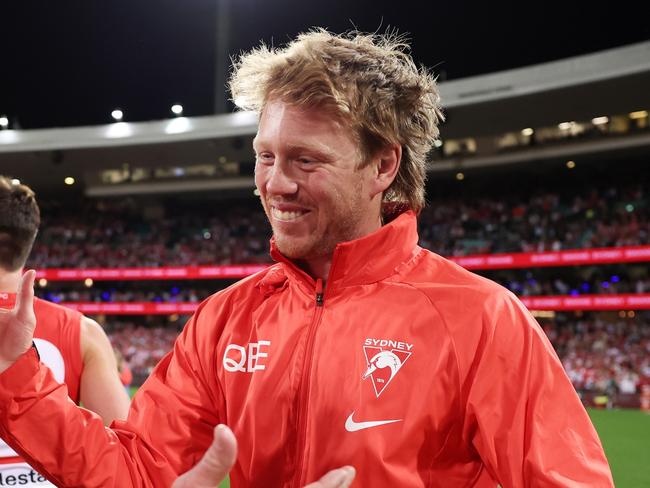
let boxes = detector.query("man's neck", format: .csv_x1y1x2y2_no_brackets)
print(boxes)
295,214,385,283
0,269,23,293
297,255,332,283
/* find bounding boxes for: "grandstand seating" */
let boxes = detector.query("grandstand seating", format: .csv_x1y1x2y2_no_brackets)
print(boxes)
27,170,649,268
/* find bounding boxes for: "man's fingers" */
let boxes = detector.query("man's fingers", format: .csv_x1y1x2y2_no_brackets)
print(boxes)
304,466,356,488
14,270,36,324
172,424,237,488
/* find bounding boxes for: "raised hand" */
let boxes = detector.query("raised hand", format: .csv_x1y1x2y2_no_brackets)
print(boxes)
173,424,356,488
0,270,36,373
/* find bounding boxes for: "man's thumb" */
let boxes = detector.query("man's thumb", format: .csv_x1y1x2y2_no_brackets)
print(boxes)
173,424,238,488
14,270,36,324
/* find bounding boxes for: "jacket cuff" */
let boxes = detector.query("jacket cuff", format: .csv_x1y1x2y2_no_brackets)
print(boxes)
0,348,42,403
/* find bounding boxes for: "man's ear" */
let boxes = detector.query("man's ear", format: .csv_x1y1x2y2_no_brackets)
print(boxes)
370,144,401,198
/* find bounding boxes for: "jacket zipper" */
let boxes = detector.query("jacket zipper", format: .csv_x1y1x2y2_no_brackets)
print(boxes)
292,278,325,487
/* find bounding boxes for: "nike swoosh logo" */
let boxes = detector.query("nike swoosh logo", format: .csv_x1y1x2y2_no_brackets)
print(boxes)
345,412,402,432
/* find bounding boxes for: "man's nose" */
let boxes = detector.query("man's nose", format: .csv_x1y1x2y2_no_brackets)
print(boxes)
265,161,298,196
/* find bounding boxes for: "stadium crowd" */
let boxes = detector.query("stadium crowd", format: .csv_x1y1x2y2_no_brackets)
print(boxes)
28,198,270,268
26,178,649,268
493,272,650,296
103,317,186,385
418,182,648,256
36,284,216,303
541,312,650,405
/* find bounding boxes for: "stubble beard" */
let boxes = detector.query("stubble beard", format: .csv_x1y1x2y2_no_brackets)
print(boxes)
267,199,365,261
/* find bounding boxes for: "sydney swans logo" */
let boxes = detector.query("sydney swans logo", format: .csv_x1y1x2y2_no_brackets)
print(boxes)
362,338,412,398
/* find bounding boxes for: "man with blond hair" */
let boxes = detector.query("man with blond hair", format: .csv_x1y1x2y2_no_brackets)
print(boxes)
0,30,612,487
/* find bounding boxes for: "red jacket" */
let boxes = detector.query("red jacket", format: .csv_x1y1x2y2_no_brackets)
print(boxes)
0,296,82,486
0,212,613,487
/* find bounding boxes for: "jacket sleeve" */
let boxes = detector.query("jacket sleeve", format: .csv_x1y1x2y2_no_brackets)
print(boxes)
461,291,614,487
0,299,225,488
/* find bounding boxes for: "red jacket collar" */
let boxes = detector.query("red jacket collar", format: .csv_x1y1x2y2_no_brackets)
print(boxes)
269,211,420,290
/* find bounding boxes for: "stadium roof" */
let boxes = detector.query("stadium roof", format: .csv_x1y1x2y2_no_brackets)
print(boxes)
1,41,649,153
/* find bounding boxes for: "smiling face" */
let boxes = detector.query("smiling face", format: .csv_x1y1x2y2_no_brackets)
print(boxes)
253,100,384,264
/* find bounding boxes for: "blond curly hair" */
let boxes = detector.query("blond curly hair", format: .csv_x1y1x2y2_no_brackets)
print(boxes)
229,29,444,214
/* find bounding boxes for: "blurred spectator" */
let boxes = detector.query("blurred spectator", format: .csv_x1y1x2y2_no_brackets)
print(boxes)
541,312,650,404
114,349,133,395
105,317,185,385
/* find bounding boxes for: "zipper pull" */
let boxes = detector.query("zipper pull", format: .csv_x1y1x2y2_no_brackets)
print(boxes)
315,278,324,306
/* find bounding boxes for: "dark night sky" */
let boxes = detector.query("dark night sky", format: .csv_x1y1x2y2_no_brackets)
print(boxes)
1,0,648,129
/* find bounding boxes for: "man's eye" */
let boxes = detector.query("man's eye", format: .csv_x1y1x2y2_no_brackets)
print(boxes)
257,153,274,163
297,158,315,164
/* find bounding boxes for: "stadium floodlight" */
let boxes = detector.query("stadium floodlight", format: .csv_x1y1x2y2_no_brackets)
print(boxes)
629,110,648,120
64,176,75,185
558,122,573,130
84,278,94,288
10,178,20,186
566,161,576,169
433,139,443,148
111,109,124,121
456,172,465,181
171,104,184,116
0,115,8,129
164,117,191,134
591,116,609,125
38,278,47,288
106,122,133,138
531,310,555,319
521,128,534,136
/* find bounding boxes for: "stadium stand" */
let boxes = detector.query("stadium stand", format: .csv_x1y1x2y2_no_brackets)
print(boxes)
26,171,649,268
